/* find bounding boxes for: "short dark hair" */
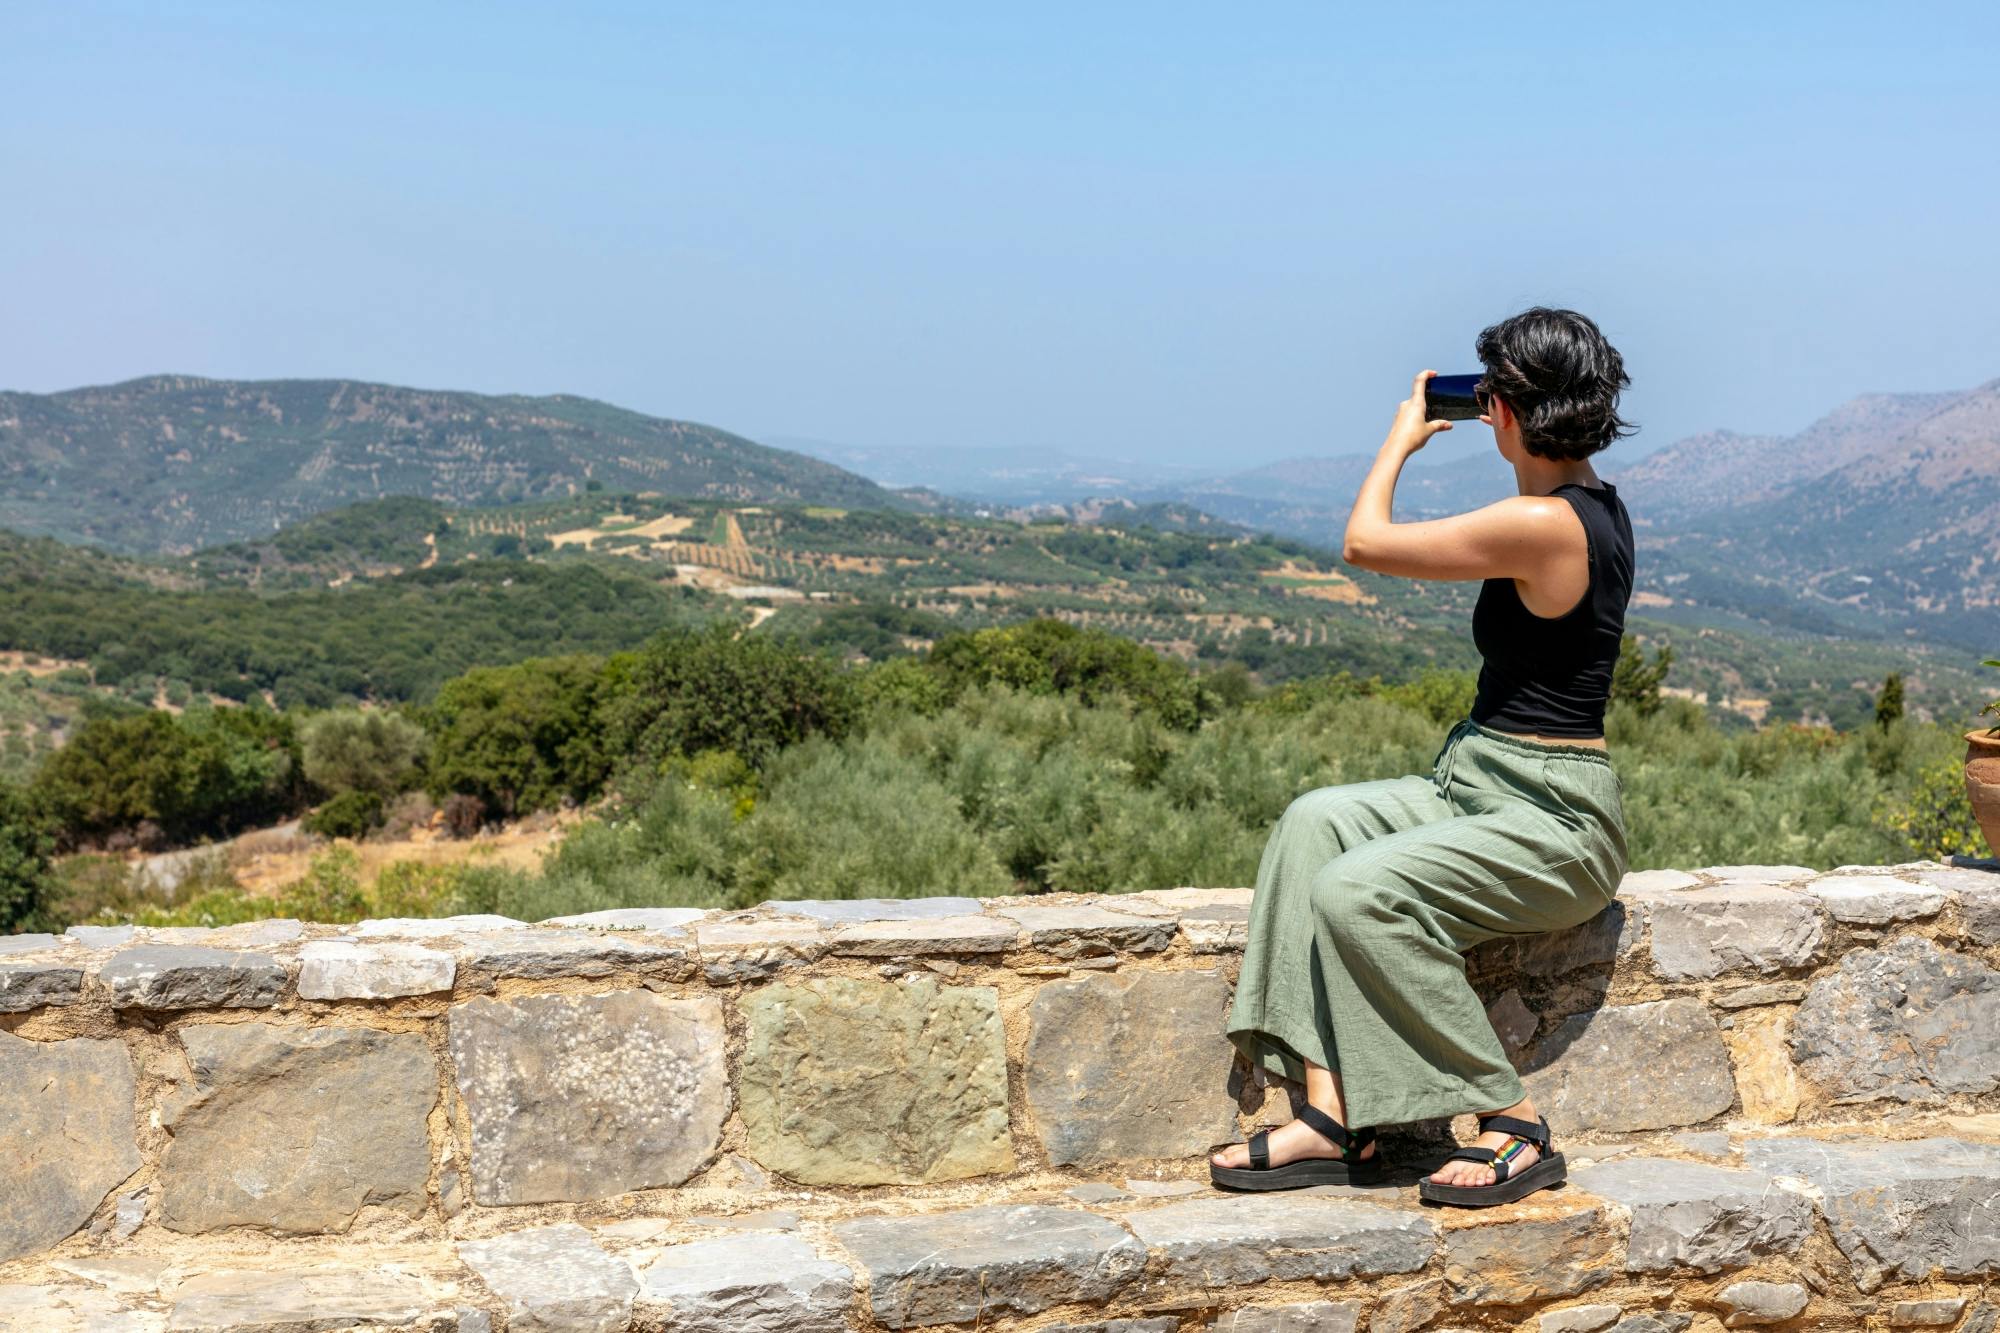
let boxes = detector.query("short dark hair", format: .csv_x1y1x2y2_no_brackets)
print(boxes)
1475,307,1633,460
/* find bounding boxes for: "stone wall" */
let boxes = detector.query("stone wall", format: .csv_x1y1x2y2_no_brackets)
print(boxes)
4,858,2000,1331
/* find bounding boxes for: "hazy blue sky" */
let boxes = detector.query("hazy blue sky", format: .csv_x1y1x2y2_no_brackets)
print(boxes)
5,2,1997,468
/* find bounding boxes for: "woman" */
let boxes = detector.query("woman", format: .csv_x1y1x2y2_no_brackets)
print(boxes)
1209,307,1635,1208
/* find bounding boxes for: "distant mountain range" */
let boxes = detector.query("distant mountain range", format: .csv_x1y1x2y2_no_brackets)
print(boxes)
1615,382,2000,652
791,384,2000,656
5,371,1992,662
768,436,1215,508
0,376,913,552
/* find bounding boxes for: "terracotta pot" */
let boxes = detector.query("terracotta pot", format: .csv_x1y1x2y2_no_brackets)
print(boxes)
1969,730,2000,858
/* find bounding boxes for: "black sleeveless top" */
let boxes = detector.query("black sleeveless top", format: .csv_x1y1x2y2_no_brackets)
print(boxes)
1469,481,1634,739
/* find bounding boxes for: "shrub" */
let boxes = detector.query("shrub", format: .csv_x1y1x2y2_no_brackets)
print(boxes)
439,793,487,839
424,655,607,816
1611,633,1675,717
379,790,437,839
1875,673,1905,730
602,625,858,770
303,789,385,840
927,619,1212,729
857,656,951,717
1876,758,1987,862
274,848,368,922
1377,668,1478,727
0,781,57,933
301,708,429,798
31,704,302,847
727,738,1012,905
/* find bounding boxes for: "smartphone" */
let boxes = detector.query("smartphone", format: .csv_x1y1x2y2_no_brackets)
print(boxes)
1425,374,1486,421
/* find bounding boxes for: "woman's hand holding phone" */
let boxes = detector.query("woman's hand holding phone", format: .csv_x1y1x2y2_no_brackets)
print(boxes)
1384,369,1455,457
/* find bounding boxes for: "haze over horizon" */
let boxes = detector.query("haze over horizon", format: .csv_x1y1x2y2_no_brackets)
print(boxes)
5,2,1998,470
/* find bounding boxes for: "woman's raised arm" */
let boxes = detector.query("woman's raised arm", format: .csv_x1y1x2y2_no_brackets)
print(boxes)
1341,370,1581,585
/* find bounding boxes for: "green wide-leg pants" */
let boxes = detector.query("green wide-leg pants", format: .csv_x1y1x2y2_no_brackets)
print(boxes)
1226,717,1630,1129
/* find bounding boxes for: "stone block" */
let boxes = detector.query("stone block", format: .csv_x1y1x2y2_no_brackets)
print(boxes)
834,1204,1145,1328
1486,988,1538,1050
1892,1300,1968,1327
1126,886,1254,915
1025,969,1239,1167
154,919,304,950
1713,981,1806,1010
1642,886,1824,980
67,923,136,948
1607,1317,1690,1333
696,918,826,982
103,946,286,1009
159,1024,435,1234
1215,1303,1361,1333
1916,867,2000,942
1725,1009,1800,1123
351,914,523,938
1696,865,1815,884
51,1254,167,1293
761,896,983,924
0,1283,134,1330
1541,1306,1623,1333
1805,874,1947,924
827,914,1018,956
1791,936,2000,1102
1569,1158,1812,1273
1178,903,1253,953
459,1222,638,1333
0,960,83,1010
990,903,1174,956
637,1232,853,1332
459,928,696,981
738,976,1011,1185
546,907,708,931
1619,869,1700,893
450,990,729,1204
1440,1207,1617,1304
0,1032,140,1264
297,939,455,999
1715,1280,1809,1326
1373,1278,1446,1333
1040,1321,1181,1333
0,932,59,955
166,1269,447,1331
1514,901,1641,976
1522,998,1736,1133
1668,1130,1733,1157
1742,1136,2000,1289
1120,1195,1434,1290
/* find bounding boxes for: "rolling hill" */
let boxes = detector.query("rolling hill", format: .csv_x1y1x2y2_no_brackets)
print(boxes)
0,376,911,553
1612,382,2000,652
1019,382,2000,657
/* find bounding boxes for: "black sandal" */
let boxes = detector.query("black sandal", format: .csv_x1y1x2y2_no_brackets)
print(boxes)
1417,1112,1565,1207
1209,1101,1385,1191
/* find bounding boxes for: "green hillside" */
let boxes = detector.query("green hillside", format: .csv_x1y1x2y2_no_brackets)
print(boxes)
0,493,1988,737
0,375,909,553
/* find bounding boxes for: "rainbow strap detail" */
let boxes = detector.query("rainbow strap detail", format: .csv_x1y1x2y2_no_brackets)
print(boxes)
1493,1137,1531,1168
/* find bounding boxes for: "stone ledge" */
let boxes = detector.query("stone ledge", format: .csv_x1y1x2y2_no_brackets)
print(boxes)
10,1130,2000,1331
4,858,2000,1301
5,859,1994,1007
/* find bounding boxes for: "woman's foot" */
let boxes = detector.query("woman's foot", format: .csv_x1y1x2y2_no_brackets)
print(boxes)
1210,1104,1378,1171
1426,1098,1541,1188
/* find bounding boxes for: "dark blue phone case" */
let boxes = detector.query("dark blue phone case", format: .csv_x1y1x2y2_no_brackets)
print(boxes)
1426,374,1485,421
